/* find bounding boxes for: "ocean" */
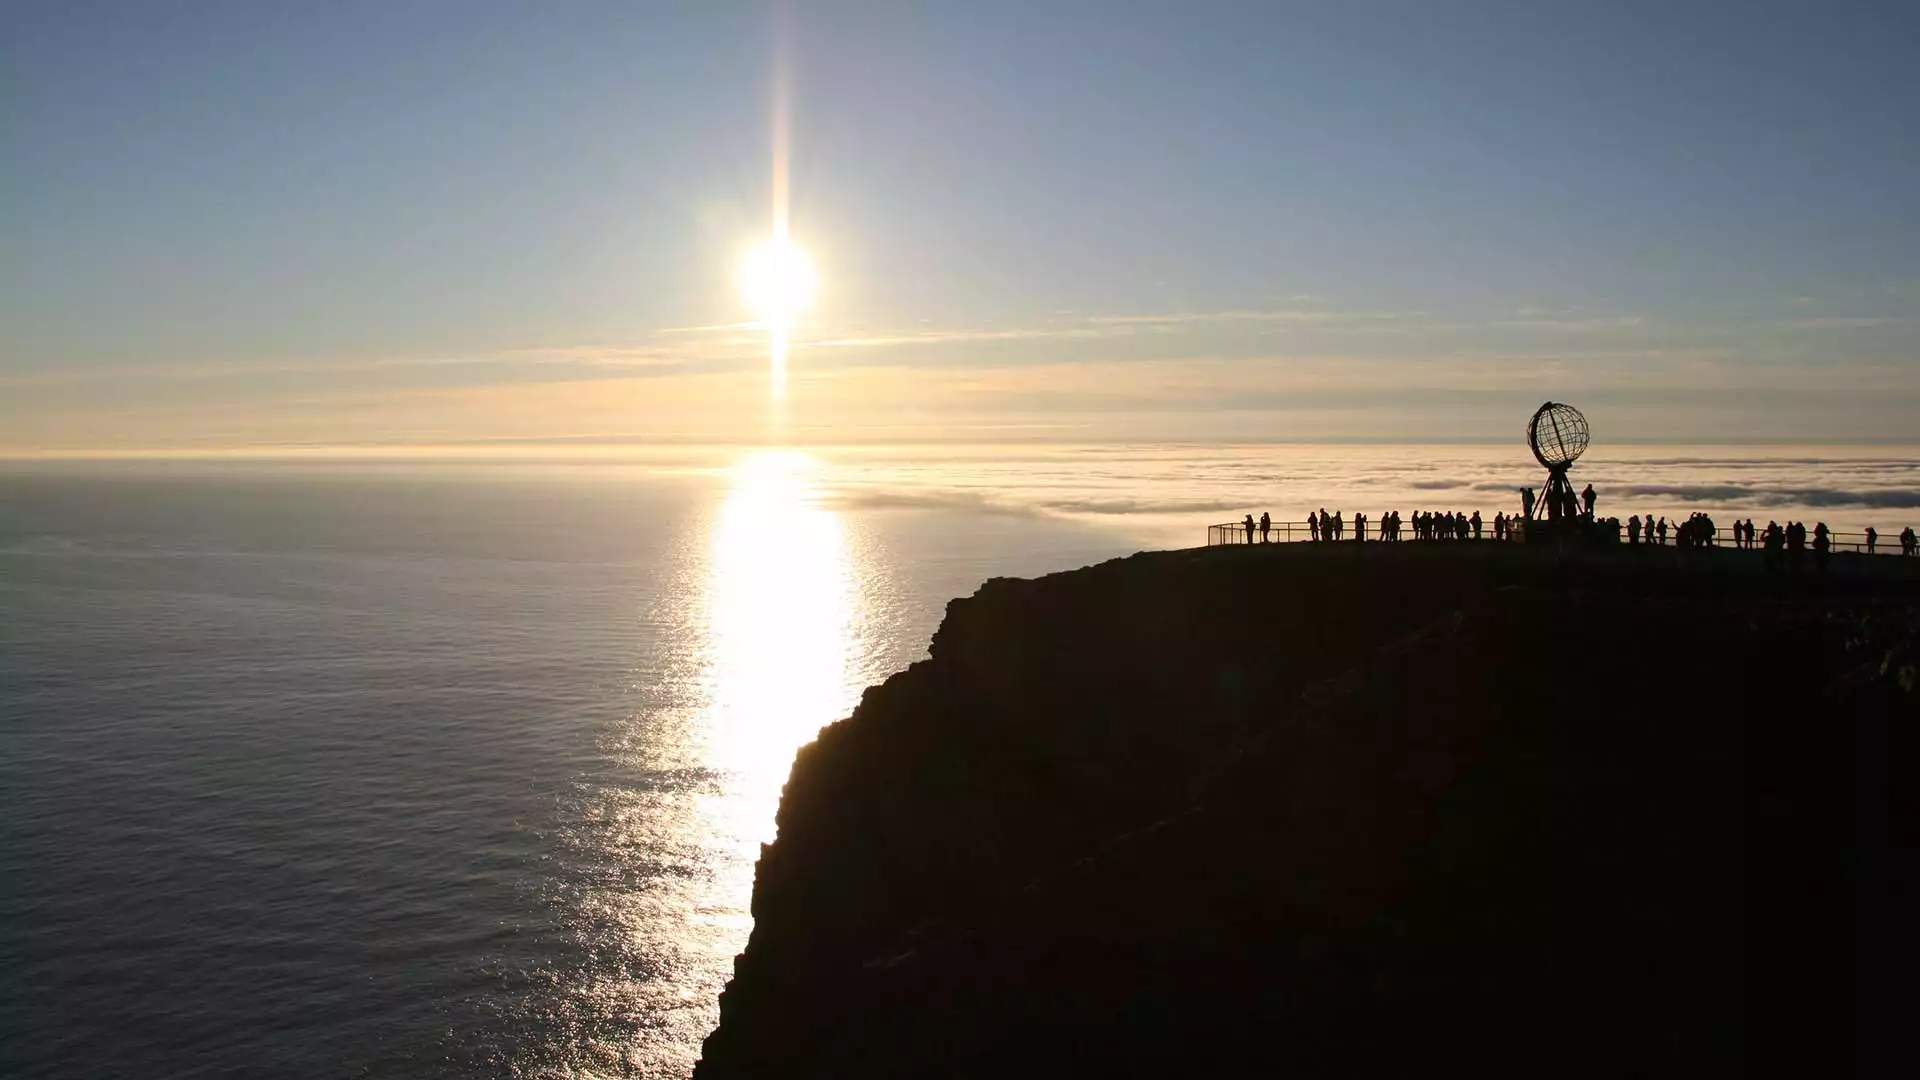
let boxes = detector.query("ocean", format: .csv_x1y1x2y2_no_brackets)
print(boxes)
3,443,1915,1077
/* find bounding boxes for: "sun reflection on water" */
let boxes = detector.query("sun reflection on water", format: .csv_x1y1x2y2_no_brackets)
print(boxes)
683,449,863,1019
528,450,865,1077
697,450,856,836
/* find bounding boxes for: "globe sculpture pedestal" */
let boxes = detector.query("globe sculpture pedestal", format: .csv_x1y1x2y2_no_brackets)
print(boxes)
1524,401,1590,541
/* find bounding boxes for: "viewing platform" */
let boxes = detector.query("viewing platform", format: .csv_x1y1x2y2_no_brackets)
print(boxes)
1206,519,1903,555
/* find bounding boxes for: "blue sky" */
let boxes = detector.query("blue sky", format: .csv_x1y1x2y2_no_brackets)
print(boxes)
4,1,1917,451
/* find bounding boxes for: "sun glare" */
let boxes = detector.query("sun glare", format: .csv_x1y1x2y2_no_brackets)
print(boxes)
738,237,818,326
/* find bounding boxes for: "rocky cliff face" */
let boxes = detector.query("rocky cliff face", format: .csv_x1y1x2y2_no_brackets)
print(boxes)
697,544,1916,1078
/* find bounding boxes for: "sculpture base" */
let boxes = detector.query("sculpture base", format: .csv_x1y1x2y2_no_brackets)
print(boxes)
1521,514,1617,546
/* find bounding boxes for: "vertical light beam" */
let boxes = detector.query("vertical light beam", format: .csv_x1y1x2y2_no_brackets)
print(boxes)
767,2,792,412
769,325,789,404
770,5,790,244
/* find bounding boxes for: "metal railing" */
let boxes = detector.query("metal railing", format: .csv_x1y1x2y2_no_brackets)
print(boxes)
1206,520,1916,556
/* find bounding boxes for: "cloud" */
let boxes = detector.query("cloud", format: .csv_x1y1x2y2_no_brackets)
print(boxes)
493,344,707,368
1040,496,1251,515
1489,317,1646,332
9,286,1920,451
0,342,715,390
1779,317,1909,330
1625,456,1920,469
804,325,1141,349
0,351,514,388
822,489,1042,517
799,307,1436,352
1607,483,1755,501
1608,483,1920,509
1081,309,1421,327
822,486,1245,519
654,322,760,335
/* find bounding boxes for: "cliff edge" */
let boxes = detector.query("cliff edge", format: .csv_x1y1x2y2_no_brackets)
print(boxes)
697,543,1916,1078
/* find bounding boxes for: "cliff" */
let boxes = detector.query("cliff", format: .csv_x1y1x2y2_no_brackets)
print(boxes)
697,543,1916,1078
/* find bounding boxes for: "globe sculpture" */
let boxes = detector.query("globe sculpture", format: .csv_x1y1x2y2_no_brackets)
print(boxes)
1527,401,1589,471
1523,401,1589,525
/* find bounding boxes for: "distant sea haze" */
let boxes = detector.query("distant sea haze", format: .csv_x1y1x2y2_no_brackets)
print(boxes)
2,442,1914,1077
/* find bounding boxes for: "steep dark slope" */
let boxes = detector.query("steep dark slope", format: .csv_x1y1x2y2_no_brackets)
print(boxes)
697,544,1916,1078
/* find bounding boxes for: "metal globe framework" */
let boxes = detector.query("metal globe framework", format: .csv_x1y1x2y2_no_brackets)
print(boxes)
1522,400,1591,526
1527,401,1590,470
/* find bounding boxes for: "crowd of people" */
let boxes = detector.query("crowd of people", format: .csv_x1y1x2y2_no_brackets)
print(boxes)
1233,509,1529,542
1234,501,1919,559
1626,511,1725,548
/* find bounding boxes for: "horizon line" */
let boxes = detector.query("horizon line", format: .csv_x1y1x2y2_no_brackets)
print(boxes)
4,435,1919,464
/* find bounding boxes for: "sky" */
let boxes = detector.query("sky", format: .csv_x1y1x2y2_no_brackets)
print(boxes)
4,0,1919,453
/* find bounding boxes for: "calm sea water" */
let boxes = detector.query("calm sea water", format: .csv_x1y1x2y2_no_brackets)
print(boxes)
3,444,1914,1077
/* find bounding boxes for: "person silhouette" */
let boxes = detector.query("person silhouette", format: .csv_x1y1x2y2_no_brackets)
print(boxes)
1903,526,1917,556
1319,508,1330,541
1581,483,1596,519
1244,513,1256,544
1865,525,1877,555
1470,510,1483,540
1655,517,1668,545
1627,514,1640,545
1355,512,1367,543
1259,511,1271,543
1520,487,1535,519
1308,509,1320,542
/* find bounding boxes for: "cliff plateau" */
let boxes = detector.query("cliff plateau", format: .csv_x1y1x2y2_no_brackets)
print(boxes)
697,543,1915,1078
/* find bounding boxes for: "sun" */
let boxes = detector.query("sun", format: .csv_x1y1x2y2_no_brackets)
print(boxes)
738,237,818,325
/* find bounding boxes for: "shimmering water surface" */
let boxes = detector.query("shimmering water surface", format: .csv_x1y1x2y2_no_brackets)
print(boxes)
3,444,1915,1077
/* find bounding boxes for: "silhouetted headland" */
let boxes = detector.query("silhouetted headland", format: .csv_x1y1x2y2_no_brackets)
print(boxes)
697,541,1915,1078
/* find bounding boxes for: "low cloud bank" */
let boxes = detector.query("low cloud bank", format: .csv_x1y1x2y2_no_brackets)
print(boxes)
1609,484,1920,509
1627,457,1919,470
825,487,1244,519
1040,497,1248,516
824,490,1040,517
